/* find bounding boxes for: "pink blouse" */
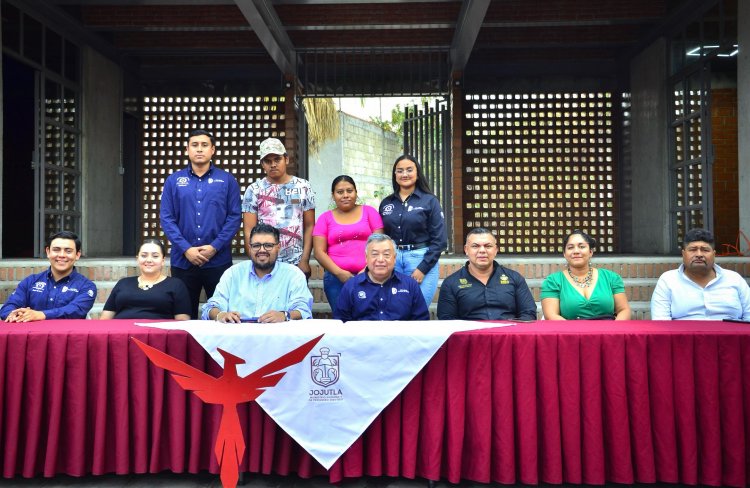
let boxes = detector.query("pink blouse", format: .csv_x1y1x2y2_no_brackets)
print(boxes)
312,205,384,273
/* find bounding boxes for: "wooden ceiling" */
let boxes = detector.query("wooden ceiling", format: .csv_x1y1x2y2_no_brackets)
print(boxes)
32,0,710,94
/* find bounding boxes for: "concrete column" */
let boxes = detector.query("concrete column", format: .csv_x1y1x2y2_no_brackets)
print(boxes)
450,73,464,253
82,47,123,256
283,75,300,175
629,38,672,253
738,0,750,252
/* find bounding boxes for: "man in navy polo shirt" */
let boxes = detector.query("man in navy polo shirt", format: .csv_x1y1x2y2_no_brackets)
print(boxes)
160,129,242,319
334,234,429,322
1,231,96,322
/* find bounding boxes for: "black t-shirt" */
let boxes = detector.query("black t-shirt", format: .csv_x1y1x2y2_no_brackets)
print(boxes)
103,276,191,319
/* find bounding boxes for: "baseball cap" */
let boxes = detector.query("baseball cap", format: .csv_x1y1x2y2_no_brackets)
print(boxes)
258,138,286,162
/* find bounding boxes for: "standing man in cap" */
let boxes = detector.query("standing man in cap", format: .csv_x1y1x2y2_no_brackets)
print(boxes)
160,129,242,319
242,137,316,277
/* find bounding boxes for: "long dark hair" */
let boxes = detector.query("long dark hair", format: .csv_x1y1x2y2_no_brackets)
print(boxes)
390,155,433,195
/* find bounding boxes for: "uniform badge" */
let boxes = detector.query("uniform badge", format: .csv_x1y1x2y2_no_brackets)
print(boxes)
499,274,510,285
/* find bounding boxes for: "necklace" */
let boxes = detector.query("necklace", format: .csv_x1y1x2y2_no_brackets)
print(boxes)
138,275,164,290
567,266,593,288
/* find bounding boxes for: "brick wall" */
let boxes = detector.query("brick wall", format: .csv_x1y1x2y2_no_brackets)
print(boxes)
340,115,400,208
711,88,738,249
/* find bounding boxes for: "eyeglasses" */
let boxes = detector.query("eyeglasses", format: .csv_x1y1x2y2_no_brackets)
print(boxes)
249,242,277,251
395,168,416,175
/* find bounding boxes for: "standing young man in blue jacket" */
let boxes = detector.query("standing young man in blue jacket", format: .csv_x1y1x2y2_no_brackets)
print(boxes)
160,129,242,319
1,231,96,322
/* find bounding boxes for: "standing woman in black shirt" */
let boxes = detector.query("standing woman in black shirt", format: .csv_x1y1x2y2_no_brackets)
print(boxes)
379,155,447,306
100,239,191,320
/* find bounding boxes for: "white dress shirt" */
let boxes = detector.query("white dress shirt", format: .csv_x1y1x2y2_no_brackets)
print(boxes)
650,264,750,320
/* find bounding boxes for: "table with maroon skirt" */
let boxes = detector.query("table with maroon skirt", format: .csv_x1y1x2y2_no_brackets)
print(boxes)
1,320,749,486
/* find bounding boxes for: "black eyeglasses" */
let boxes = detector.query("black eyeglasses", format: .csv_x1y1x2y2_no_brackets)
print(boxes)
249,242,277,251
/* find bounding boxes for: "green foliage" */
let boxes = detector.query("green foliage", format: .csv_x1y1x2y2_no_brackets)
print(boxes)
370,104,406,138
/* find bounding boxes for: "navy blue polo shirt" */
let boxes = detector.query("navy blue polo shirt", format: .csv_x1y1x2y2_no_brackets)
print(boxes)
379,188,447,274
160,164,241,270
333,270,430,322
0,268,97,320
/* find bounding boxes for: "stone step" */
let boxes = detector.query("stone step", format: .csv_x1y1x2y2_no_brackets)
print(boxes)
4,256,747,322
2,256,748,283
0,275,720,306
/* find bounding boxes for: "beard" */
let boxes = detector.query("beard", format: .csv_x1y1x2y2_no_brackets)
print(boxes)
253,257,276,271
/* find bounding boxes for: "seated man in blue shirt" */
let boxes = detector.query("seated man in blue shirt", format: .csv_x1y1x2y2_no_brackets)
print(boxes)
202,223,312,323
651,228,750,320
1,231,97,322
437,228,537,321
334,234,429,322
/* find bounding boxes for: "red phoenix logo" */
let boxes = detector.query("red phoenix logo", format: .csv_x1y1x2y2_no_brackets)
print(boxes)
132,335,323,488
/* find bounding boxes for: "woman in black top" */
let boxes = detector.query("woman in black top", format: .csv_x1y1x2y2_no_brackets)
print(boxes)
378,155,447,306
100,239,191,320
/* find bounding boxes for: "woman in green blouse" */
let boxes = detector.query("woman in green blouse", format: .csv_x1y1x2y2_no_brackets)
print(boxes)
541,230,631,320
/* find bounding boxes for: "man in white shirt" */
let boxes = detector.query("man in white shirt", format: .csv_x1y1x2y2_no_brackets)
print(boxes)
650,228,750,320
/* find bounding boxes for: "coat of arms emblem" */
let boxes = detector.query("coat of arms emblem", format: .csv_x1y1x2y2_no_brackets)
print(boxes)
311,347,340,387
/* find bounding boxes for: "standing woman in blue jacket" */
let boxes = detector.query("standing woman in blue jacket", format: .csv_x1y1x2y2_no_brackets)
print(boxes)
379,155,447,306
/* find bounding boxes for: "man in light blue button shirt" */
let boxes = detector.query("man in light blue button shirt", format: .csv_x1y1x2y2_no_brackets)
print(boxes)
202,223,312,323
651,228,750,320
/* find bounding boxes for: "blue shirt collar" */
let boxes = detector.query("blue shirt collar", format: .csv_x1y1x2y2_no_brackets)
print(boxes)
249,260,280,278
188,163,214,178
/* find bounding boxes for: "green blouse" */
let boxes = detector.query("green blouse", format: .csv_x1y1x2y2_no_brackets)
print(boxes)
540,268,625,319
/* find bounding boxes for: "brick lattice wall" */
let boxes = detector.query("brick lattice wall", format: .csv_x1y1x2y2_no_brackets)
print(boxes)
711,88,738,249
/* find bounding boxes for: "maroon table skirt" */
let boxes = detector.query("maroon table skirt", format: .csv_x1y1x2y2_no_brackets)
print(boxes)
1,320,749,486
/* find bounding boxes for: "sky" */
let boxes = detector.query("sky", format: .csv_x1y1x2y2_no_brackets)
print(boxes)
334,97,427,122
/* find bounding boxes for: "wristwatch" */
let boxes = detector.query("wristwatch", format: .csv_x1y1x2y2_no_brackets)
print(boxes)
284,311,291,321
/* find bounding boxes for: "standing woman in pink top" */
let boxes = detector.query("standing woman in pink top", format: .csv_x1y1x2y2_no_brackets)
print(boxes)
313,175,384,313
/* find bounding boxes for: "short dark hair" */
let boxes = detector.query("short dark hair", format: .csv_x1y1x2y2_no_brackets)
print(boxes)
563,230,597,251
188,129,215,146
140,238,166,256
683,228,715,249
249,223,280,243
331,175,357,193
47,231,81,253
465,227,496,242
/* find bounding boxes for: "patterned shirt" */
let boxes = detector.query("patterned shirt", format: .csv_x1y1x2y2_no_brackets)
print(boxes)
242,176,316,264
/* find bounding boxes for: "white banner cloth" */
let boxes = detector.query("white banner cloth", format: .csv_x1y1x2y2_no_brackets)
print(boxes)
135,319,509,469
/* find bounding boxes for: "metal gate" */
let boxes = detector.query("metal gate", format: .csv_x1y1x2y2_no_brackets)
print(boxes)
668,62,713,249
403,97,453,251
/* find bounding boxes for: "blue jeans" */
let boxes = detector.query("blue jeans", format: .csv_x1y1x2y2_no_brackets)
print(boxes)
395,247,439,307
323,271,346,314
